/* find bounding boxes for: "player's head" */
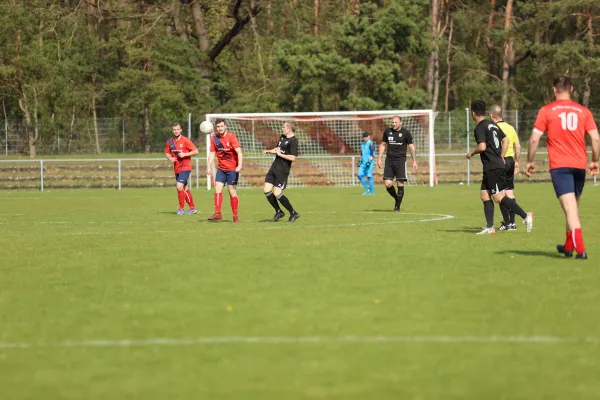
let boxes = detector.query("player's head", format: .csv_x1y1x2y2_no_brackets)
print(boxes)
471,100,486,120
172,122,182,137
282,121,295,136
362,131,370,141
552,75,573,98
215,118,226,137
489,104,503,122
392,116,402,130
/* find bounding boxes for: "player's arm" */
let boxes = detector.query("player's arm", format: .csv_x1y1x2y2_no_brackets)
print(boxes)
369,142,375,161
234,147,243,172
526,129,544,176
263,147,278,155
513,135,521,174
179,145,199,158
500,136,509,159
206,151,216,175
588,128,600,175
408,143,417,171
466,142,486,159
377,142,386,168
165,144,177,162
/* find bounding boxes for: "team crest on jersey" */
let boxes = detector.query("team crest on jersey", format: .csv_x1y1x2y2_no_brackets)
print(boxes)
399,133,403,137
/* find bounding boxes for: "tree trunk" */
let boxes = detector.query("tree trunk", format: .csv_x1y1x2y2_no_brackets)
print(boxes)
444,18,454,112
313,0,319,35
144,105,151,154
484,0,496,77
191,0,210,51
92,94,101,154
425,0,438,102
30,89,39,158
582,76,591,108
173,0,188,42
500,0,514,111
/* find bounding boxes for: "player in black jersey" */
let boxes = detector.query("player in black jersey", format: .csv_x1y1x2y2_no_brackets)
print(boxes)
466,100,533,235
263,121,300,222
377,116,417,212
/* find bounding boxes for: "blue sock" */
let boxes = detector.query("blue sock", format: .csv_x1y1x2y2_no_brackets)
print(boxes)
357,175,369,190
368,177,374,193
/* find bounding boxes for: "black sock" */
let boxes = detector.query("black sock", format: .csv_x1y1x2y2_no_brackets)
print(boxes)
396,186,405,208
500,196,527,219
264,191,281,212
483,200,494,228
499,203,510,225
386,185,397,200
277,194,295,214
509,197,516,224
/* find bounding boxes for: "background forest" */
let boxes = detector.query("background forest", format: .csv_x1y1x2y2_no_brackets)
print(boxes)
0,0,599,155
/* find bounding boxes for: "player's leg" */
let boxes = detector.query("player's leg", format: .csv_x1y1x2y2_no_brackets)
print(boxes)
395,161,407,211
478,178,495,233
264,172,284,221
180,172,196,214
175,174,186,215
228,171,240,222
491,167,531,231
554,168,587,258
357,166,369,194
383,161,396,204
273,174,299,222
208,169,226,221
367,164,375,194
499,158,516,229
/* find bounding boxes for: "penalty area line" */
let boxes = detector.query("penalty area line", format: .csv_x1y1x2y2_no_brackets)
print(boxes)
1,335,600,349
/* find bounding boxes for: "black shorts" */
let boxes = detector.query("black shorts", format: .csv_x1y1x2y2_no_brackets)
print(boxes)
480,168,507,194
504,157,515,190
265,167,290,190
383,161,407,181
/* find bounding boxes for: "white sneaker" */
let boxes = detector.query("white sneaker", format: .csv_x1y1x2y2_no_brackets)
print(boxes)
523,212,534,232
476,227,496,235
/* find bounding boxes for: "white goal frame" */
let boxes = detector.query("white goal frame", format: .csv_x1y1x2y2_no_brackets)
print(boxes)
205,110,436,189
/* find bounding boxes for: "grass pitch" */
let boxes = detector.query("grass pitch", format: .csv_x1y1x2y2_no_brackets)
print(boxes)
1,183,600,399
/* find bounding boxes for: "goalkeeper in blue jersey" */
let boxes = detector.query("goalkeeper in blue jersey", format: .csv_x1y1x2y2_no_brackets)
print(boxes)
357,132,376,195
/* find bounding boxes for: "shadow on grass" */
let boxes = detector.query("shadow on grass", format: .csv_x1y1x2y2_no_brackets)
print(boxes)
367,209,404,213
495,249,565,259
439,227,483,233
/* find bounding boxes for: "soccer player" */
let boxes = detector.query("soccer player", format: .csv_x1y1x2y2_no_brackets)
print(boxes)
527,75,600,259
263,121,300,222
357,132,376,195
165,122,199,215
490,104,521,231
466,100,533,235
377,116,417,211
206,118,243,223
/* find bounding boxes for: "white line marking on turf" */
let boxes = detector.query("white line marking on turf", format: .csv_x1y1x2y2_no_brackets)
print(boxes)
1,335,599,349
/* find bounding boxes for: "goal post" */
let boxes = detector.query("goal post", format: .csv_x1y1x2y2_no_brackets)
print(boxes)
204,110,436,189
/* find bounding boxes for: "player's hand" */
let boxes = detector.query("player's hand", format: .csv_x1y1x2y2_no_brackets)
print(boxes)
263,149,272,155
275,148,282,156
412,160,418,172
365,161,371,168
206,167,212,176
514,162,520,175
235,165,242,172
526,162,535,177
588,161,599,176
377,160,383,169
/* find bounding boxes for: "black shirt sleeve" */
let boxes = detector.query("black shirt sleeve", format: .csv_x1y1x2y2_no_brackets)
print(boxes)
382,129,389,144
474,124,486,144
405,129,413,145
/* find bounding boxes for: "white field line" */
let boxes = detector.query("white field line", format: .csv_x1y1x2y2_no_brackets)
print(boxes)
1,335,600,349
0,213,455,234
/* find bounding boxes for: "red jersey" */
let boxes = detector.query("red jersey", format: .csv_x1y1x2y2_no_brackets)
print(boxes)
210,131,241,171
165,136,197,174
534,99,597,170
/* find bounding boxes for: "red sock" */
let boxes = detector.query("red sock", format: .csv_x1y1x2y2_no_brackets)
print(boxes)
573,228,586,254
564,231,574,252
184,190,195,209
230,196,239,216
177,190,185,209
214,193,223,213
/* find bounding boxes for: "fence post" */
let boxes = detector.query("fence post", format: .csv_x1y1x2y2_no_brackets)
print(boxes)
5,119,8,156
188,113,192,139
195,158,199,189
122,119,125,153
448,113,452,149
40,160,44,192
466,108,470,186
57,128,60,154
118,159,122,191
351,156,355,186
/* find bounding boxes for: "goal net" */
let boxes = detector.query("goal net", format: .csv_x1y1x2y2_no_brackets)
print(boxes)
204,110,436,189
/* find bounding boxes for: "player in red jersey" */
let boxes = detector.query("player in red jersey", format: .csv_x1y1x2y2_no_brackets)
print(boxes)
527,75,600,260
206,118,243,222
165,122,199,215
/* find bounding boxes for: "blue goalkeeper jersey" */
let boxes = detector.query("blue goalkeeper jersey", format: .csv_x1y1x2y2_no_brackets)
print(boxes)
361,140,376,165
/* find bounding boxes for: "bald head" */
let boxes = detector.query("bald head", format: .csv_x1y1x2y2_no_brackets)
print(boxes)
489,104,503,122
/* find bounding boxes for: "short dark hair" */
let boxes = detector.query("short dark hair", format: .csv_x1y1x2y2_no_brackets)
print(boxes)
171,122,180,127
471,100,486,116
553,75,573,93
215,118,226,126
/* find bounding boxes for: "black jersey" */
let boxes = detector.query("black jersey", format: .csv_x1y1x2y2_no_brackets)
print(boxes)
272,134,299,173
382,127,413,162
474,119,506,172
